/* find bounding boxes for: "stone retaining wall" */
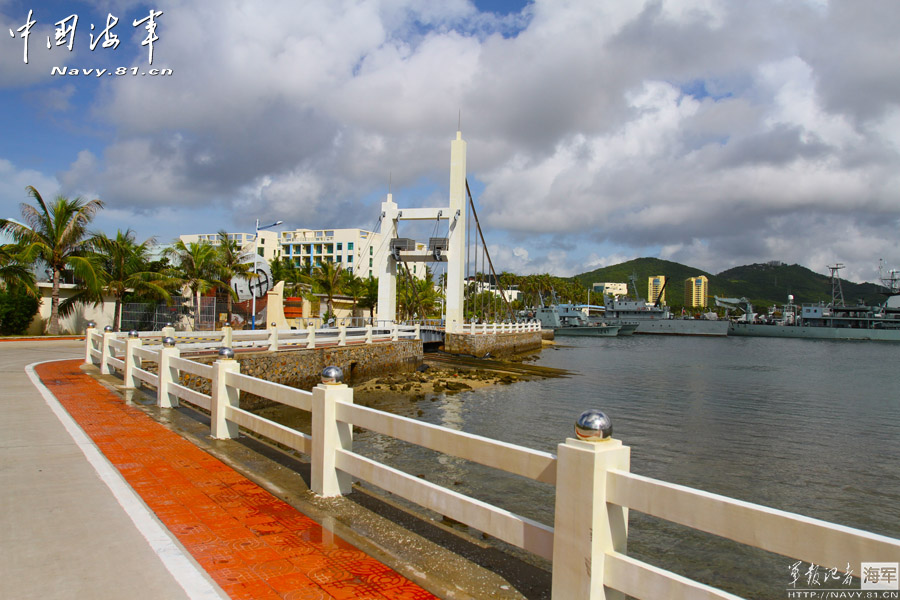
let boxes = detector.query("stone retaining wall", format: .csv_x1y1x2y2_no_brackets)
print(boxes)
443,331,542,358
177,340,423,410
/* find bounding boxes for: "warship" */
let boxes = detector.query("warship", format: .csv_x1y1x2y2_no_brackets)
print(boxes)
534,302,621,337
602,276,728,336
723,264,900,341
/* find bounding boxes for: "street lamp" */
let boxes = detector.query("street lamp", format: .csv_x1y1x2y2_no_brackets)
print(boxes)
251,218,283,330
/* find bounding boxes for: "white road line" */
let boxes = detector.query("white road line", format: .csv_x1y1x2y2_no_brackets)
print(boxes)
25,359,228,600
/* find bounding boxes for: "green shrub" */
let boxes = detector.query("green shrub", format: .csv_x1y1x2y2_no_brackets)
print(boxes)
0,287,40,335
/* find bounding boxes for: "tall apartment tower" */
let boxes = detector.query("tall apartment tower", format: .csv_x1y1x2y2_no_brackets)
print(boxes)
684,275,709,308
648,276,666,305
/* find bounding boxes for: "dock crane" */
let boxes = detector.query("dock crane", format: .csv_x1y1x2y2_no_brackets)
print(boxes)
714,296,756,322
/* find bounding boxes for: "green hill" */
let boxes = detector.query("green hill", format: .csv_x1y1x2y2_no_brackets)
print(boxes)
716,262,885,307
574,258,887,309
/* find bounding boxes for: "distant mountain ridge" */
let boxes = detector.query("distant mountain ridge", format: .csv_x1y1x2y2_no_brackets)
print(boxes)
573,258,888,309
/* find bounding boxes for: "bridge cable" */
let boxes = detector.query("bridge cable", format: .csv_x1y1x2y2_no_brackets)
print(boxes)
465,179,514,320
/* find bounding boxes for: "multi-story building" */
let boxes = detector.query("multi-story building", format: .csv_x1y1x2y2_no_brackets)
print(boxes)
684,275,709,308
279,228,426,280
279,228,380,278
181,227,431,281
178,231,282,262
591,282,628,296
648,275,666,305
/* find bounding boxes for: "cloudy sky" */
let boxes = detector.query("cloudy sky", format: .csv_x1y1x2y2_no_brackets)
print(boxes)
2,0,899,283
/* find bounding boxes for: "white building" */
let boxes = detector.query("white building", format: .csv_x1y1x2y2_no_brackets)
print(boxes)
180,227,429,281
466,278,521,303
279,228,384,278
178,231,282,262
592,282,628,296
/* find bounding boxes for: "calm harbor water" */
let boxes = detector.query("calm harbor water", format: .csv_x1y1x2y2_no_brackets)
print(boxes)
256,335,900,597
349,335,900,598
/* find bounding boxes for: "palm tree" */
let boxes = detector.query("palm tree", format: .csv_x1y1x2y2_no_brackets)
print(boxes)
0,243,38,297
312,260,343,320
165,240,228,330
215,230,255,325
341,270,365,320
358,276,378,323
90,230,172,331
0,186,103,334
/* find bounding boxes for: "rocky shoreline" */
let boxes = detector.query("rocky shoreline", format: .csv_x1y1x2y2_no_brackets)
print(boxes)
352,364,525,405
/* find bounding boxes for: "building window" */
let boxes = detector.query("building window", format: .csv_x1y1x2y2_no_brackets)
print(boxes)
369,258,373,267
348,255,353,263
348,242,354,250
369,246,373,256
337,243,342,251
336,255,342,262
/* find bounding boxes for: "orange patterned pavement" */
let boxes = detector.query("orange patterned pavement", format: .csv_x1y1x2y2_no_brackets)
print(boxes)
35,360,437,600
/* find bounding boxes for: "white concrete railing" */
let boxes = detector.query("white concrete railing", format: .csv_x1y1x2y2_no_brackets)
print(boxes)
448,320,542,335
84,327,899,600
86,323,420,357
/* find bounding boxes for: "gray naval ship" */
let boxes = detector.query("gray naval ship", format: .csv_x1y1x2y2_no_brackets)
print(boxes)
602,276,728,336
719,264,900,341
534,302,622,337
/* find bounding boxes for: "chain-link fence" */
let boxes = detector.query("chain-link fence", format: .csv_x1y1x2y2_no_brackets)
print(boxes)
120,296,219,331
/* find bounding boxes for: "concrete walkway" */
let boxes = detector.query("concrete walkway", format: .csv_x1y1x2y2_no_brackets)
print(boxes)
2,340,435,599
0,339,219,600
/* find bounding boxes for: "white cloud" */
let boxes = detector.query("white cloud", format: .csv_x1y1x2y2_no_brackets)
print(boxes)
5,0,900,281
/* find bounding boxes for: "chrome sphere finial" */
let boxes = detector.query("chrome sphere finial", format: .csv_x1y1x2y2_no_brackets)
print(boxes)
218,347,235,360
575,409,613,442
321,366,343,385
162,336,176,347
128,330,139,338
86,321,96,329
103,325,113,332
165,322,173,328
271,322,277,328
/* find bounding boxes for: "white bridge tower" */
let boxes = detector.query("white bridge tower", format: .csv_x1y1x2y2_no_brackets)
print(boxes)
376,131,468,330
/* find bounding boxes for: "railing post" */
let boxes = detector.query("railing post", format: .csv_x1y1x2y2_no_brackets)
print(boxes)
84,322,96,364
157,338,181,408
338,325,347,346
100,328,115,375
391,323,399,341
123,332,142,389
311,367,354,497
552,411,630,600
414,323,421,339
365,324,373,344
221,324,232,348
268,322,279,352
162,323,175,339
306,324,316,349
211,348,240,439
470,321,476,334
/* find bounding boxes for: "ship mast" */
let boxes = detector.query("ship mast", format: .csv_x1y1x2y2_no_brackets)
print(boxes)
879,259,900,298
828,264,845,307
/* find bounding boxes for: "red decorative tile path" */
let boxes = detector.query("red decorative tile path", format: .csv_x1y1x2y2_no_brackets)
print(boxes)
35,360,437,600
